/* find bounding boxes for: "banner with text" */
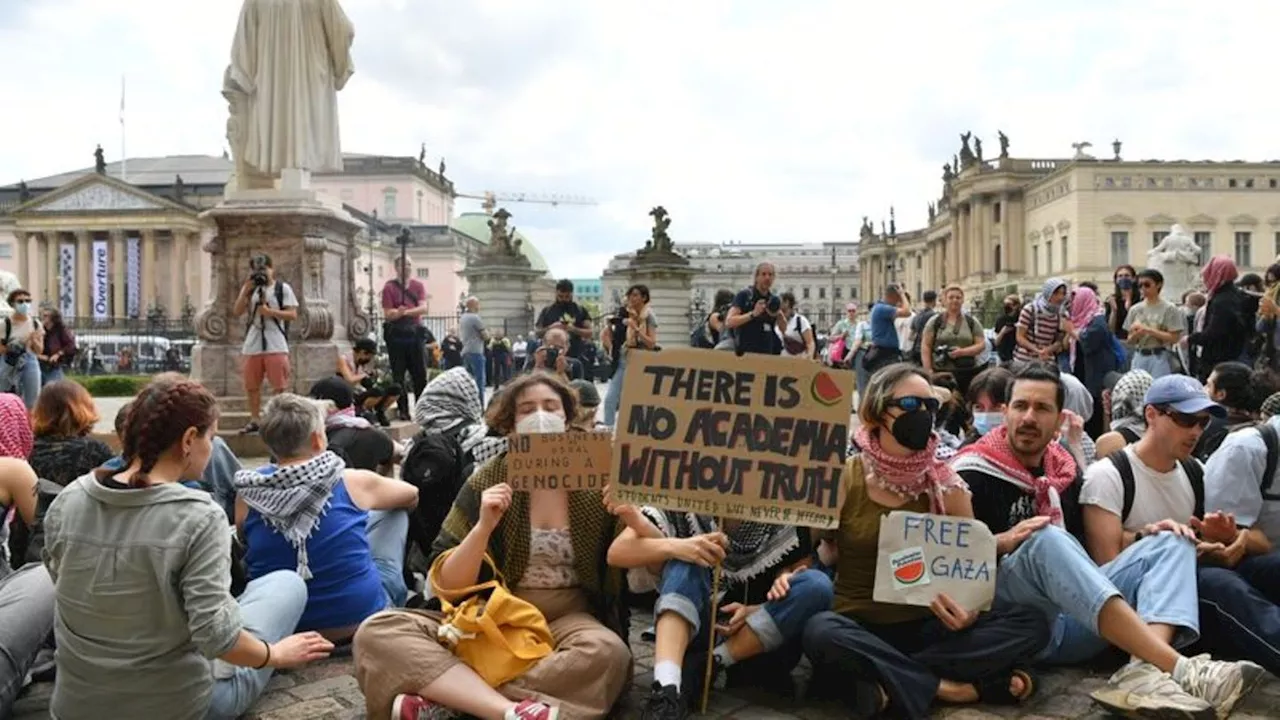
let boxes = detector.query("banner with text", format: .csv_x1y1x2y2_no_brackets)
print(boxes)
57,243,75,318
506,431,613,491
126,236,140,319
872,511,997,612
608,347,854,529
91,240,109,320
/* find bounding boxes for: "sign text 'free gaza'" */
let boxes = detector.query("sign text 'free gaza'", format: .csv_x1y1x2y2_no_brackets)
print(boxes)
608,347,854,529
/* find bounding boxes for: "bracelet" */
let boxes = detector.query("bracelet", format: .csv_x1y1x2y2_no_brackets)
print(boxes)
254,639,271,670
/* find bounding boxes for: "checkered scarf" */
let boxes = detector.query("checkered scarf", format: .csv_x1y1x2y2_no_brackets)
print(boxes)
414,366,506,474
0,394,32,459
232,451,345,580
638,508,800,585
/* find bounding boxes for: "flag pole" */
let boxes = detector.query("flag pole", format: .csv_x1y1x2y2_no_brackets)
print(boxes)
119,75,127,183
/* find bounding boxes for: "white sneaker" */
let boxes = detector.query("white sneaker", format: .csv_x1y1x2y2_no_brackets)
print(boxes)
1090,661,1215,720
1174,654,1266,719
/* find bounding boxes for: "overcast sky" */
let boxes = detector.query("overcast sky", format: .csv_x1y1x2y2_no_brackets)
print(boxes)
2,0,1278,279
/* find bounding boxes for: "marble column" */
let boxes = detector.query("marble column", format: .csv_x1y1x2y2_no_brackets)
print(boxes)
15,232,27,293
167,232,183,320
42,232,58,308
110,230,126,320
23,233,38,301
1005,192,1024,275
75,230,92,319
141,229,156,315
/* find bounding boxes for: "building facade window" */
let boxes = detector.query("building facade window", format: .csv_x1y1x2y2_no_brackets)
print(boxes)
1235,231,1252,267
1045,240,1053,273
818,287,826,300
1274,231,1280,261
382,188,398,219
1152,230,1169,248
802,287,810,300
1194,231,1212,265
1061,236,1068,271
1032,244,1040,275
416,268,429,279
0,243,11,259
849,286,858,300
1110,231,1130,268
993,202,1002,223
834,286,842,299
993,244,1002,273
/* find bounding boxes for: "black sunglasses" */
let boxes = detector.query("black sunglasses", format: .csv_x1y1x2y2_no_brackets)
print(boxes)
1156,407,1211,430
888,396,941,414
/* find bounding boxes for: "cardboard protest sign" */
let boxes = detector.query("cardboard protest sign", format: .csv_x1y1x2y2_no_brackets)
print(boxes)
872,511,997,612
608,347,854,529
506,431,613,492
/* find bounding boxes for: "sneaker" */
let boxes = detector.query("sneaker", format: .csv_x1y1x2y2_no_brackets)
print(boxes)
507,699,559,720
391,694,432,720
239,422,260,435
1090,661,1215,720
1175,654,1266,719
638,683,687,720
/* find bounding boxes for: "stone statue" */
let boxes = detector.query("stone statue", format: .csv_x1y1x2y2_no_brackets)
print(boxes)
998,130,1009,158
94,145,106,174
959,132,974,165
17,181,30,203
927,202,935,223
952,154,959,173
974,137,984,163
649,206,673,252
418,143,426,165
0,270,20,317
860,216,872,238
487,208,517,255
174,174,186,202
1071,141,1093,160
942,163,954,182
222,0,355,190
438,157,446,177
1148,224,1202,302
889,206,896,236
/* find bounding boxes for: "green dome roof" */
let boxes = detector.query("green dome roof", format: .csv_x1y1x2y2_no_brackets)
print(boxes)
450,212,549,273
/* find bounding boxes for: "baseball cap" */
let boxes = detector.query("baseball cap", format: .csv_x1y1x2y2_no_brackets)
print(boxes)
309,376,354,411
1143,375,1226,418
570,379,601,407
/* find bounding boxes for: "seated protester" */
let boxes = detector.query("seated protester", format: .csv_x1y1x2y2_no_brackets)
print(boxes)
235,394,417,642
1193,362,1260,461
610,505,828,716
524,326,585,382
953,363,1261,718
569,378,606,430
1263,390,1280,421
0,558,55,717
338,338,402,428
802,364,1049,719
42,378,333,719
353,373,632,720
1059,372,1097,467
412,366,508,469
0,394,39,568
966,366,1015,440
1094,368,1154,458
310,377,397,474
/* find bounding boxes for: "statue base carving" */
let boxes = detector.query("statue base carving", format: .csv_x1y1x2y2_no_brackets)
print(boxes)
191,192,370,398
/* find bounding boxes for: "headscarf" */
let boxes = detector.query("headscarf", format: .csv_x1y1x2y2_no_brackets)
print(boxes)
0,394,33,459
1110,369,1153,435
1059,372,1098,465
951,425,1077,527
1035,277,1068,312
1201,255,1239,298
1068,287,1104,367
853,425,968,513
412,367,506,469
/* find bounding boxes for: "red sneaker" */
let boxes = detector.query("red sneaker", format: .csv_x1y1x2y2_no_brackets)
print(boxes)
391,693,436,720
509,699,560,720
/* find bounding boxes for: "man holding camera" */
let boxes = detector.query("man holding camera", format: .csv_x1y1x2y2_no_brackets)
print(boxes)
0,288,43,408
525,326,584,382
724,262,782,356
536,279,593,359
381,256,429,422
232,254,298,434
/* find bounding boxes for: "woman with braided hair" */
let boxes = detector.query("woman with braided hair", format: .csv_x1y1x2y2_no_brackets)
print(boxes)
41,378,334,720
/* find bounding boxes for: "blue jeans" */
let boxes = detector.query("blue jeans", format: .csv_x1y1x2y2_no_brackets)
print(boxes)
655,560,833,654
206,570,308,719
1132,349,1175,379
603,352,628,427
996,526,1198,665
367,509,409,607
41,366,64,386
0,351,41,408
1196,552,1280,675
0,564,55,718
462,352,485,403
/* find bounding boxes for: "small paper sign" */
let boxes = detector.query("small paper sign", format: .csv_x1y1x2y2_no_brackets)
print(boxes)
506,431,613,492
872,511,997,611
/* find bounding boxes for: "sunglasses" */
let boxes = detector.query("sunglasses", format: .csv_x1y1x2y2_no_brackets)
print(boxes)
1156,407,1212,430
887,396,941,414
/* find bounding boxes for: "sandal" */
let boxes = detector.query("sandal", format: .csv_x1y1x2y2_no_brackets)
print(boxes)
975,667,1037,705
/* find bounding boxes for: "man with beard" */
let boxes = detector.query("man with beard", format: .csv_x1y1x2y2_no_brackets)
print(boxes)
953,363,1262,719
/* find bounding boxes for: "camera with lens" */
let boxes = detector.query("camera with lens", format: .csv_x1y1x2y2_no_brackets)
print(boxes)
3,341,24,367
544,346,560,368
933,344,954,364
248,254,271,288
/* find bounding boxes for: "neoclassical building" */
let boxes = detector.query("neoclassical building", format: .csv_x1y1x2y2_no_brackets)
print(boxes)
860,136,1280,310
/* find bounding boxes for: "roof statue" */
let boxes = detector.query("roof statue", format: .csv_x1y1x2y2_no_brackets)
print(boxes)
438,157,446,177
222,0,355,191
942,163,954,182
486,208,521,257
418,143,426,166
94,145,106,175
1148,224,1202,303
860,216,873,238
1112,138,1123,161
17,181,30,203
927,201,935,223
959,132,975,166
889,206,896,236
648,206,673,253
174,174,186,202
1071,141,1094,160
998,130,1010,158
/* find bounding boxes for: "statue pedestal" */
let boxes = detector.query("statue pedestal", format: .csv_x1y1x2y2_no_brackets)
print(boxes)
462,261,543,338
191,194,371,397
611,250,697,349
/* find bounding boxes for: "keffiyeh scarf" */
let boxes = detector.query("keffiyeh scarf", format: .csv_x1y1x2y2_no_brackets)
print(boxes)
1110,369,1153,434
0,394,32,459
233,451,345,580
413,366,506,471
325,406,373,430
951,425,1077,527
853,425,967,513
638,507,799,584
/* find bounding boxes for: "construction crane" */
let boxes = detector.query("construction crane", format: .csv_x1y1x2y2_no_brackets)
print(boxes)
454,190,598,215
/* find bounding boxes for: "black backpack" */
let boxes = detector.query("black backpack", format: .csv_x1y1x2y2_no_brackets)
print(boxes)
400,425,475,559
1253,423,1280,502
690,311,716,349
1106,450,1204,522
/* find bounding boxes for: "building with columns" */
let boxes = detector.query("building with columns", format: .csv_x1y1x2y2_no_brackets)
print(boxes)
860,137,1280,312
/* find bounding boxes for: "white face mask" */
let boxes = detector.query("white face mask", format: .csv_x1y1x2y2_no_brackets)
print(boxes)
516,410,566,435
971,411,1003,436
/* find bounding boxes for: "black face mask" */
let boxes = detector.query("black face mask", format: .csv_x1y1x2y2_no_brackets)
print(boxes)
891,408,935,451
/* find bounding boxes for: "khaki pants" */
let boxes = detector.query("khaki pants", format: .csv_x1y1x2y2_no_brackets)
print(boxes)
354,588,631,720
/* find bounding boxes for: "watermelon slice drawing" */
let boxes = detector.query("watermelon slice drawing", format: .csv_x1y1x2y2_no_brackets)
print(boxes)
889,547,930,589
810,370,844,407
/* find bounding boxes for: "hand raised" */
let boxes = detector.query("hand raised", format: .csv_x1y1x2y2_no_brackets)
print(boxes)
478,483,513,532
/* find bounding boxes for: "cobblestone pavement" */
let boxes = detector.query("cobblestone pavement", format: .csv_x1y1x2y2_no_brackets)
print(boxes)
15,609,1280,719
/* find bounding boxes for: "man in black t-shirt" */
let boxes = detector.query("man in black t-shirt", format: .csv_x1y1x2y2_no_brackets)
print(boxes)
536,279,593,359
993,295,1021,365
724,262,782,355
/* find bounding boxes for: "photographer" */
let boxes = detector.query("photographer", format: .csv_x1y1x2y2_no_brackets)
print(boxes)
337,338,401,427
724,261,782,355
231,254,298,434
526,326,584,382
380,257,428,422
535,279,593,359
0,289,43,408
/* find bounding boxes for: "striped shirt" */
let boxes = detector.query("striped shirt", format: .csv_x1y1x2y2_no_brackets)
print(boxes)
1014,303,1065,362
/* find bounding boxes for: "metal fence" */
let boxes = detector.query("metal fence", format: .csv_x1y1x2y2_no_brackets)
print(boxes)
61,317,197,375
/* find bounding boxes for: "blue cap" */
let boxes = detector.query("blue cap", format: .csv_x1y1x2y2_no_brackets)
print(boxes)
1143,374,1226,418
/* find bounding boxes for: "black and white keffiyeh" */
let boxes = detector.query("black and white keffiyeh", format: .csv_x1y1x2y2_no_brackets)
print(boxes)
233,451,345,580
639,507,800,585
413,366,506,472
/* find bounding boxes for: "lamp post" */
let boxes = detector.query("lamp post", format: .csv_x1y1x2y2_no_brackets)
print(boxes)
363,210,381,334
828,246,838,326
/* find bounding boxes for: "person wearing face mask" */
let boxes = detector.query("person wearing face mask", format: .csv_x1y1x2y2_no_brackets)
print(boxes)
801,364,1048,718
354,373,634,720
1107,264,1138,344
0,288,43,409
1014,279,1069,368
1124,269,1185,379
966,366,1015,440
952,363,1260,719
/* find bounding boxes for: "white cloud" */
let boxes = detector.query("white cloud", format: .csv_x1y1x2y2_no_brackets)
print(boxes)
4,0,1280,280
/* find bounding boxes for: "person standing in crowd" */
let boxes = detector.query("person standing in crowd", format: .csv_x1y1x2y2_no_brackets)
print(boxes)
0,288,43,408
954,363,1262,718
380,257,429,422
602,284,657,426
536,279,593,360
458,297,488,402
490,331,513,387
1179,291,1206,377
232,254,298,435
1190,256,1247,383
511,333,529,372
42,377,334,720
35,308,75,386
993,294,1021,367
907,290,939,365
776,291,815,359
921,284,986,395
860,285,912,376
1107,264,1138,345
1014,278,1069,369
847,303,876,395
1068,286,1118,440
802,364,1047,718
440,327,463,371
1123,269,1184,379
723,263,782,356
828,302,860,367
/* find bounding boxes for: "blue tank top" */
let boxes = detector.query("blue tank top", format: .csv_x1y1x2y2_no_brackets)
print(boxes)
244,473,387,631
